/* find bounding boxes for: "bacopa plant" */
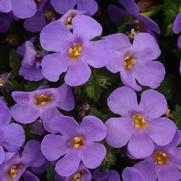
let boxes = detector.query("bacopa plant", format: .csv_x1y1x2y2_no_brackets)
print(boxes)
0,0,181,180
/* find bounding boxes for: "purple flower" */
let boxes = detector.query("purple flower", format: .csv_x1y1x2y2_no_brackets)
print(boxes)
0,99,25,164
0,13,12,33
93,168,120,181
24,0,56,32
105,86,176,158
173,13,181,49
40,15,110,86
108,0,160,35
18,41,46,81
122,167,150,181
130,131,181,181
0,0,37,19
59,9,86,30
41,115,107,176
105,33,165,91
55,163,92,181
50,0,98,15
0,140,45,181
11,83,75,126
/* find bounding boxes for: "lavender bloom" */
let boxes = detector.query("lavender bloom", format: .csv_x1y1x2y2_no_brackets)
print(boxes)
0,99,25,164
105,33,165,91
0,0,36,19
17,41,46,81
59,9,86,30
105,86,176,159
24,0,56,32
108,0,160,35
55,164,92,181
50,0,98,16
41,115,107,176
173,13,181,49
130,131,181,181
0,140,45,181
40,15,110,86
122,167,149,181
11,83,75,126
93,168,120,181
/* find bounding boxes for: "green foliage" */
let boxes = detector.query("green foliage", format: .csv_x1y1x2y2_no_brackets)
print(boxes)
173,105,181,129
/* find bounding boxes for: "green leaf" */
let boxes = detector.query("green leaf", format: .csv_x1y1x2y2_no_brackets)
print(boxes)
46,164,55,181
9,49,21,76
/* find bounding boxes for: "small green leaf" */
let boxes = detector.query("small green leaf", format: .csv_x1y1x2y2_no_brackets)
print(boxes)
173,105,181,129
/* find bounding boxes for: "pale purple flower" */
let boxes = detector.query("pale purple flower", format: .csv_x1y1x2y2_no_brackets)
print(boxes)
0,0,37,19
50,0,98,15
40,15,110,86
106,86,176,158
18,41,46,81
0,13,12,33
105,33,165,91
93,168,120,181
108,0,160,35
122,167,150,181
24,0,56,32
173,12,181,48
55,164,92,181
0,99,25,164
131,131,181,181
0,140,45,181
173,13,181,75
11,83,75,127
41,115,107,176
59,9,86,30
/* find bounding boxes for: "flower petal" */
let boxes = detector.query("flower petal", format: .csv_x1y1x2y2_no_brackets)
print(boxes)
133,33,161,61
173,13,181,34
65,60,91,86
135,61,165,89
41,53,69,82
23,171,40,181
122,167,145,181
77,0,98,15
55,150,81,177
56,83,75,111
83,40,110,68
41,134,67,161
81,142,106,169
0,0,12,13
128,133,154,158
107,86,139,116
81,116,107,142
11,0,36,18
0,99,11,125
73,15,102,40
139,89,167,120
0,123,25,152
40,21,73,52
0,146,5,164
106,117,133,148
51,0,76,14
11,103,39,124
158,165,181,181
148,117,176,146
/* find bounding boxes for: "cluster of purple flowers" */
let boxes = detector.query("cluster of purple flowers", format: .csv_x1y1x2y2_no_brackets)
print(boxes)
0,0,181,180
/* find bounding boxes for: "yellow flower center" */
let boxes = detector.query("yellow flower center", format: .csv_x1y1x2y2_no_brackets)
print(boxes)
69,43,82,60
133,113,147,129
44,9,55,23
154,151,169,165
35,94,52,106
71,136,84,148
65,13,77,27
134,19,144,31
71,170,84,181
7,164,22,178
124,55,136,71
